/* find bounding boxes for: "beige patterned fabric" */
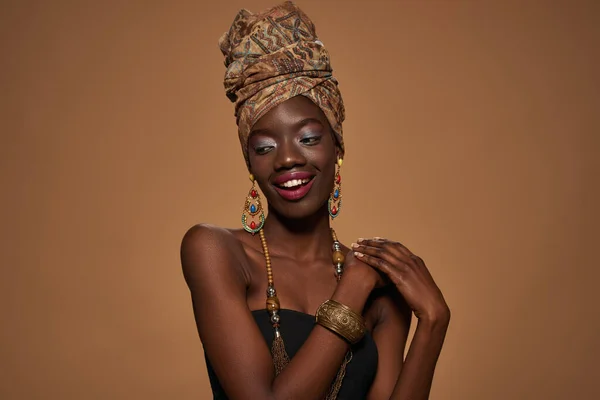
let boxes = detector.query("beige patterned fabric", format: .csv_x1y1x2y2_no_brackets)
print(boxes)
219,1,345,166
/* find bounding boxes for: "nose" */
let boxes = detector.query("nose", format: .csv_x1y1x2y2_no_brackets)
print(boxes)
273,138,306,171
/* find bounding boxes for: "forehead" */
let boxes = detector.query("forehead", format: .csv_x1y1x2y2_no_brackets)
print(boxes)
250,95,329,133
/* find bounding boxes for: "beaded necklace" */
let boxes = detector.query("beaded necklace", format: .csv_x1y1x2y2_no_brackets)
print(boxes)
257,228,351,400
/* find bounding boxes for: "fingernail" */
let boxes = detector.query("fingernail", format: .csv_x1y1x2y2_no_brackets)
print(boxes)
351,242,359,248
354,251,364,258
358,238,364,242
374,236,382,240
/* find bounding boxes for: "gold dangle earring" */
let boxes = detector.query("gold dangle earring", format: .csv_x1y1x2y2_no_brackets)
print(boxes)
328,158,343,219
242,174,265,234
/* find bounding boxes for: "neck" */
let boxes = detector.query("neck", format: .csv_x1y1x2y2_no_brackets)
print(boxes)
262,206,334,262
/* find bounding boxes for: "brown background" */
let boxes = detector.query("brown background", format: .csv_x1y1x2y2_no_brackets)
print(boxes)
1,0,599,399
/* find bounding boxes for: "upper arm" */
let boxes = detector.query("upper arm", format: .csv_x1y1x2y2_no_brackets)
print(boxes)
181,224,275,400
366,288,412,400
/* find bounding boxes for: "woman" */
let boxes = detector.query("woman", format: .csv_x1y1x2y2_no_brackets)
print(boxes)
181,2,450,399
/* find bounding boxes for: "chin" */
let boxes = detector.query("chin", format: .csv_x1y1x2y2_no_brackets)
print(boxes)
267,193,328,221
282,203,325,220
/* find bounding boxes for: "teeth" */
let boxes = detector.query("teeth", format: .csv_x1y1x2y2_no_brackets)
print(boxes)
280,178,310,188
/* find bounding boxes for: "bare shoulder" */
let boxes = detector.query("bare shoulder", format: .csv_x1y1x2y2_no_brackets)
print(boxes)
181,223,240,251
180,223,250,290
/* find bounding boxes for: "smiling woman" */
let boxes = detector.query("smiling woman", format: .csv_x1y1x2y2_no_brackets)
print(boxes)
180,2,450,400
248,98,338,214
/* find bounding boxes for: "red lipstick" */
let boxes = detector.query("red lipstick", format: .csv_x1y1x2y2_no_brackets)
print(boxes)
272,171,315,201
272,171,314,185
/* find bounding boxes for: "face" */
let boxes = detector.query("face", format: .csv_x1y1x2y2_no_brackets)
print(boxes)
247,95,339,220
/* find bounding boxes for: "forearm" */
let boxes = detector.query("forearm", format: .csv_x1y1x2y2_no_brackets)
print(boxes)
271,271,373,399
390,317,450,400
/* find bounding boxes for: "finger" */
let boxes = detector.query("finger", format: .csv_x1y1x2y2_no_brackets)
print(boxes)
358,237,410,254
358,237,387,247
351,243,407,269
353,251,402,285
357,238,414,263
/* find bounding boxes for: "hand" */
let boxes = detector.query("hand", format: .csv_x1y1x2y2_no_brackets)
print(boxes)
343,249,388,289
351,238,450,324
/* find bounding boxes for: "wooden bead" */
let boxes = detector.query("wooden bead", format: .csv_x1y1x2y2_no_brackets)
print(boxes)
331,229,338,241
266,296,280,312
332,250,345,264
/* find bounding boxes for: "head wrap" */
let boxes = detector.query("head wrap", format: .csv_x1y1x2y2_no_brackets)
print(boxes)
219,1,345,166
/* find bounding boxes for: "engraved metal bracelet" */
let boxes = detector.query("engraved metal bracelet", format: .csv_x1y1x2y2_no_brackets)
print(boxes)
315,299,366,344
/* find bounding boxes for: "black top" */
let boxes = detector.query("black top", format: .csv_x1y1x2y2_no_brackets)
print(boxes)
205,309,379,399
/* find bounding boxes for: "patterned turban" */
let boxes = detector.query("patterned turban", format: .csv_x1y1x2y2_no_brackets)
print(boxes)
218,1,345,167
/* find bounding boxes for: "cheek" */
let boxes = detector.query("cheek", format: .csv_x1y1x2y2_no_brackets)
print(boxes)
254,181,271,200
248,162,270,192
318,158,336,191
249,154,291,191
248,152,268,174
308,137,337,166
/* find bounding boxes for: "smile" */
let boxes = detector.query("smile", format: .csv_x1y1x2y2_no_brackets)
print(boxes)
272,176,316,201
277,178,312,189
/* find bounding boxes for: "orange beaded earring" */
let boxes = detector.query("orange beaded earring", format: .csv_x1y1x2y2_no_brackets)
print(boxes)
328,158,343,219
242,174,265,234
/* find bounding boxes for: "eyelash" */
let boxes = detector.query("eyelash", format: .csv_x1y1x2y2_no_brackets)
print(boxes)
253,135,321,155
254,146,274,155
300,135,321,145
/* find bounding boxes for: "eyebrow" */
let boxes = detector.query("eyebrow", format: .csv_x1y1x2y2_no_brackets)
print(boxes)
294,117,325,130
249,117,325,138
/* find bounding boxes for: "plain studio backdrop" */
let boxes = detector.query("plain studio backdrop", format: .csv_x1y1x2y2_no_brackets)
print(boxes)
1,1,599,399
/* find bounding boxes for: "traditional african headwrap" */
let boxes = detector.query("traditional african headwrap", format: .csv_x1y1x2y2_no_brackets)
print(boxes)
218,1,345,166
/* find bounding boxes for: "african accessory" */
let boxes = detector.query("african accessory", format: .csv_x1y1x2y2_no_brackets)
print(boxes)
256,227,360,399
242,174,265,234
328,158,343,219
315,300,366,345
219,1,346,167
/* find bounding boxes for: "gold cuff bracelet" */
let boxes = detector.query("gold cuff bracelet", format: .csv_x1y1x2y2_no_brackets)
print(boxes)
315,299,366,344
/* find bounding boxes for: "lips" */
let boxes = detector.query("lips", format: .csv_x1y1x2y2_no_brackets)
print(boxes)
272,171,314,185
272,171,316,201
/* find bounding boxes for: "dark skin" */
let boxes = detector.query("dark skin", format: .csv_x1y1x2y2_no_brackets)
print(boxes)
181,96,450,400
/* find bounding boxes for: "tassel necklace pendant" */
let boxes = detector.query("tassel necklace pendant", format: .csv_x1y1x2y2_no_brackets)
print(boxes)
258,228,349,399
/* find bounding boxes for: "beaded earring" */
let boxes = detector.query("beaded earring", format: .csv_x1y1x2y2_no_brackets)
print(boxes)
328,158,343,219
242,174,265,234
